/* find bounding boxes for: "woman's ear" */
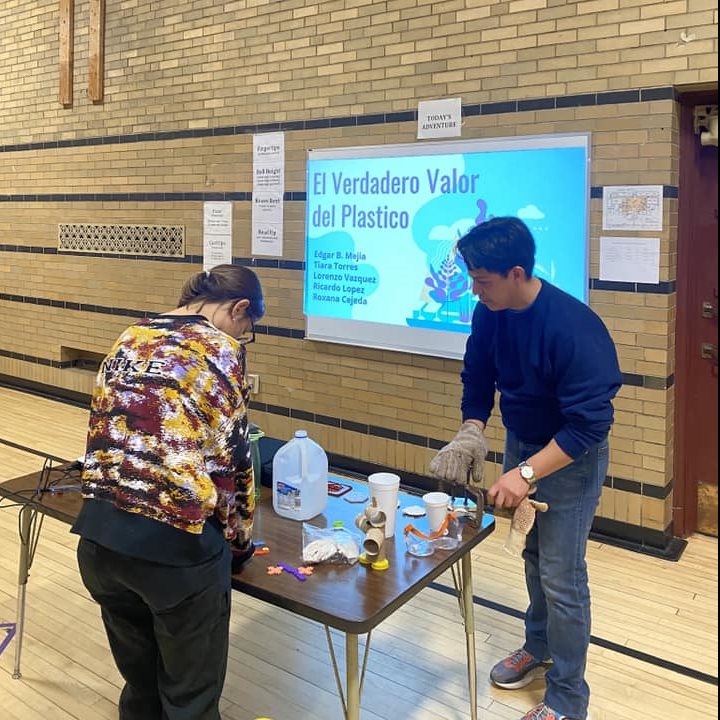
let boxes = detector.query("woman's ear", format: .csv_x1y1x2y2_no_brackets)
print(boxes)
230,299,250,319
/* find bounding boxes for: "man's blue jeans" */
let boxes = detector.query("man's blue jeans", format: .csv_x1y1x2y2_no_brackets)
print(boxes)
504,433,608,720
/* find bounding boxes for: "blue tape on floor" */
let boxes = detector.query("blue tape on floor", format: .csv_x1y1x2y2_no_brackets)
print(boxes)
0,622,16,657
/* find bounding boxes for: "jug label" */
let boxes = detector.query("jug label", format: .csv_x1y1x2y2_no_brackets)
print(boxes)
276,481,301,511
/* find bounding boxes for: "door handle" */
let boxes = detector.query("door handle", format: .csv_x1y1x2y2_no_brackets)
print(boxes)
702,301,718,319
701,342,718,365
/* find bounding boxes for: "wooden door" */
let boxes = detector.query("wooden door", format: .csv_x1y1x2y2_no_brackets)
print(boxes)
675,93,719,537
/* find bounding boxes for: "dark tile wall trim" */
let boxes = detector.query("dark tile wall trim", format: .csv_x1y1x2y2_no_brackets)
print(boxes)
621,371,674,390
0,247,678,297
640,87,677,101
0,375,681,554
244,403,678,502
267,434,674,511
591,516,686,560
0,87,676,155
0,285,674,391
0,191,319,202
398,431,427,446
0,347,95,370
0,373,686,559
0,246,309,272
612,476,641,493
0,366,671,502
0,244,194,262
596,90,640,105
608,475,673,500
0,187,679,203
590,278,676,294
517,97,556,111
0,292,153,319
590,186,678,199
0,374,91,408
286,451,681,560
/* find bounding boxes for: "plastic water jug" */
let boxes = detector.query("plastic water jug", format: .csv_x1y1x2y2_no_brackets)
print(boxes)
272,430,328,521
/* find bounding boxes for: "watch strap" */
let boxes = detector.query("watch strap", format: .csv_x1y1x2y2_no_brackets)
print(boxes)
518,460,537,486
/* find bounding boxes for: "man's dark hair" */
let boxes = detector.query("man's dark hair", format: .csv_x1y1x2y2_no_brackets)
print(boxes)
456,216,536,277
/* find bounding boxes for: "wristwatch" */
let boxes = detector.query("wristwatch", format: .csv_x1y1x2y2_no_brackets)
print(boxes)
518,460,537,486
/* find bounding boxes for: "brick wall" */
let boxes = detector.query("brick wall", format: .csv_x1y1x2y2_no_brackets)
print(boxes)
1,0,717,549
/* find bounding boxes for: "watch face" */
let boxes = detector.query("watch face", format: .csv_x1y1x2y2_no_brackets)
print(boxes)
520,464,534,480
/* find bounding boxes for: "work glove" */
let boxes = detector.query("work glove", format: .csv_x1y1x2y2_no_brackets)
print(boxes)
429,421,488,487
503,496,549,557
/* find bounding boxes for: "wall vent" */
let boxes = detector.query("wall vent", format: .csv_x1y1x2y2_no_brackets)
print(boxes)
58,223,185,257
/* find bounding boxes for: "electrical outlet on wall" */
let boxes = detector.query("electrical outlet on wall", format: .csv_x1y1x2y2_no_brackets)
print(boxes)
248,374,260,395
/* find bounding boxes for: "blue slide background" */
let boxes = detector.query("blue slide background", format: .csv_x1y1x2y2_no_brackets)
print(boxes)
304,145,588,335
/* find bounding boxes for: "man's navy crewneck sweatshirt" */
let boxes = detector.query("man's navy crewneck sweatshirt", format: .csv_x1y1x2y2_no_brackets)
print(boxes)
461,280,622,459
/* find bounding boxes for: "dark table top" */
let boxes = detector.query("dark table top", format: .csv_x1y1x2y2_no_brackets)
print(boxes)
0,466,495,634
0,463,83,524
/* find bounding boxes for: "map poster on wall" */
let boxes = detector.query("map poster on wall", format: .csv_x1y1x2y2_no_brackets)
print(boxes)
602,185,663,231
252,132,285,257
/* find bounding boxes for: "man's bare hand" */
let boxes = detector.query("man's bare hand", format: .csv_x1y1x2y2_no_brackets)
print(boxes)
487,467,530,509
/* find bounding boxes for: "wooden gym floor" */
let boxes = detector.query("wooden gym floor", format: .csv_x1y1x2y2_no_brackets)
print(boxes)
0,386,717,719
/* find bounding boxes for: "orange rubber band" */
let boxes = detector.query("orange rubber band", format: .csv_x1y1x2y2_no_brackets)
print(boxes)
403,511,456,541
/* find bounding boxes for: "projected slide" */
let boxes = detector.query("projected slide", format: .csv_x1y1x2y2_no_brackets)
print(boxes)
304,134,590,359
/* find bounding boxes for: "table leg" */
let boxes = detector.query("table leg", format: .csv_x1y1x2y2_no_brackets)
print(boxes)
346,632,360,720
13,504,35,679
460,552,478,720
325,627,371,720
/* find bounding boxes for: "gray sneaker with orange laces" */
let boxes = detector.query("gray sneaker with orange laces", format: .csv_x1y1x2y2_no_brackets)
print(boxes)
489,648,551,689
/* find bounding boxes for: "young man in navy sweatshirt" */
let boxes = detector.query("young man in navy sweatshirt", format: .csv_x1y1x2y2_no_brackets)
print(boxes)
430,216,622,720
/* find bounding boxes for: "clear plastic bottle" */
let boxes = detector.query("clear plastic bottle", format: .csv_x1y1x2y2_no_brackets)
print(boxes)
272,429,328,520
248,423,265,501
